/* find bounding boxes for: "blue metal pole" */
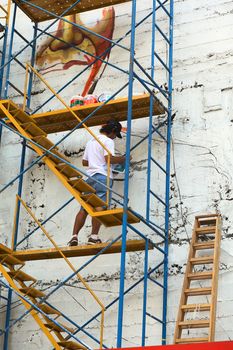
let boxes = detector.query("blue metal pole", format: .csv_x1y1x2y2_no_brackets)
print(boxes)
146,0,157,222
0,26,8,95
3,139,27,350
116,0,137,347
0,24,8,144
142,239,149,345
27,22,38,108
162,0,174,345
4,3,17,99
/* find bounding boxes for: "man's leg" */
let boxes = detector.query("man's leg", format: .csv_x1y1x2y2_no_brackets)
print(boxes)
88,207,103,244
68,209,88,246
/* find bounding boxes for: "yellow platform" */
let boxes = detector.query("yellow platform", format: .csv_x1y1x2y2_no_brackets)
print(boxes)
11,240,153,261
31,94,165,134
13,0,132,23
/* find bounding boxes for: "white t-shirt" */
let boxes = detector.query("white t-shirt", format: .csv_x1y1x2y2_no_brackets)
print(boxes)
83,134,115,178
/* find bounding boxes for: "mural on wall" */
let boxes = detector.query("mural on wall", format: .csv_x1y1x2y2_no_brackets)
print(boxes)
36,7,115,96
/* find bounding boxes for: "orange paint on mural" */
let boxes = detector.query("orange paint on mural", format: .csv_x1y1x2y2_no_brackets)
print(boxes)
36,7,115,96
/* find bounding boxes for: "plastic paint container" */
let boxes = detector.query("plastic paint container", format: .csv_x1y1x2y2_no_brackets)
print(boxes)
98,93,113,103
70,95,84,107
83,95,98,105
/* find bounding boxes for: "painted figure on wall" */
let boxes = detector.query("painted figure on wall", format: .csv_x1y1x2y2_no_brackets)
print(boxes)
36,7,115,96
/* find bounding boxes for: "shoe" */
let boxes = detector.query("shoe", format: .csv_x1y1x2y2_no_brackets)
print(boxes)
87,236,102,245
68,235,78,246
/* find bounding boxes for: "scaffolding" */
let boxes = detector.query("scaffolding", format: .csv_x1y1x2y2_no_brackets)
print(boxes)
0,0,174,349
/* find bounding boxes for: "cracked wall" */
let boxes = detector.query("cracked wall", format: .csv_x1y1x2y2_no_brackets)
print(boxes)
1,0,233,348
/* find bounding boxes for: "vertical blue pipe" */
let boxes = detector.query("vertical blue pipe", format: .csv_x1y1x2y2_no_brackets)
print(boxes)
3,140,27,350
0,26,9,95
141,239,149,345
0,22,9,143
116,0,137,347
4,3,17,99
146,0,157,222
27,23,38,108
162,0,174,345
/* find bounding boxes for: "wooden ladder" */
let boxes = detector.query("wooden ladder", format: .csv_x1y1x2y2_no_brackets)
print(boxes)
0,244,87,349
174,214,221,344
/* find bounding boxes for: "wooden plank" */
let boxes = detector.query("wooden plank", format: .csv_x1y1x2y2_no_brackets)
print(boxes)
13,0,132,23
196,226,216,234
193,242,215,250
190,256,214,265
187,271,213,280
178,320,210,329
30,94,165,134
58,341,86,350
45,321,74,333
20,287,45,298
12,240,153,261
184,287,212,296
0,244,12,254
181,304,211,312
175,338,209,344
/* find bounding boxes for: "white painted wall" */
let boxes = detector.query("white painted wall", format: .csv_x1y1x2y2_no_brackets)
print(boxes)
1,0,233,348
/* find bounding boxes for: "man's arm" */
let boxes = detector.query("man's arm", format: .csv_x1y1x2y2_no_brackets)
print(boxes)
104,155,125,164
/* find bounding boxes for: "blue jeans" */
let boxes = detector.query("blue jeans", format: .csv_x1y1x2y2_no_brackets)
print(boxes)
81,173,113,210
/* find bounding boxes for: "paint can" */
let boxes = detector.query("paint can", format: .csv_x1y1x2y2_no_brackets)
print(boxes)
98,93,113,103
70,95,84,107
83,95,98,105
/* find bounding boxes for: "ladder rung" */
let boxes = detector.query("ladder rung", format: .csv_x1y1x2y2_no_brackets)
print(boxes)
13,110,33,124
181,304,211,312
0,254,24,266
20,287,45,298
184,287,212,296
190,256,214,265
80,193,106,208
68,179,96,194
0,244,12,254
178,320,210,329
58,340,86,350
187,271,213,280
55,162,82,179
32,136,56,150
22,122,46,137
198,218,217,226
196,226,216,234
175,337,209,343
8,270,36,282
45,321,74,333
37,304,61,315
193,242,215,250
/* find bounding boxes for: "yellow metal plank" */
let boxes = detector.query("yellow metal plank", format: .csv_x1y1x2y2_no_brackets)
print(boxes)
13,0,133,23
58,341,86,350
13,240,153,261
31,94,165,134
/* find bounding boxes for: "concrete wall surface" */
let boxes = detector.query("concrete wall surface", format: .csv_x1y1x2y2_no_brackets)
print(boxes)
0,0,233,348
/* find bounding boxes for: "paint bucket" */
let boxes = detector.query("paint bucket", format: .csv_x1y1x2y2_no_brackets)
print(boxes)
70,95,84,107
83,95,98,105
98,93,113,103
